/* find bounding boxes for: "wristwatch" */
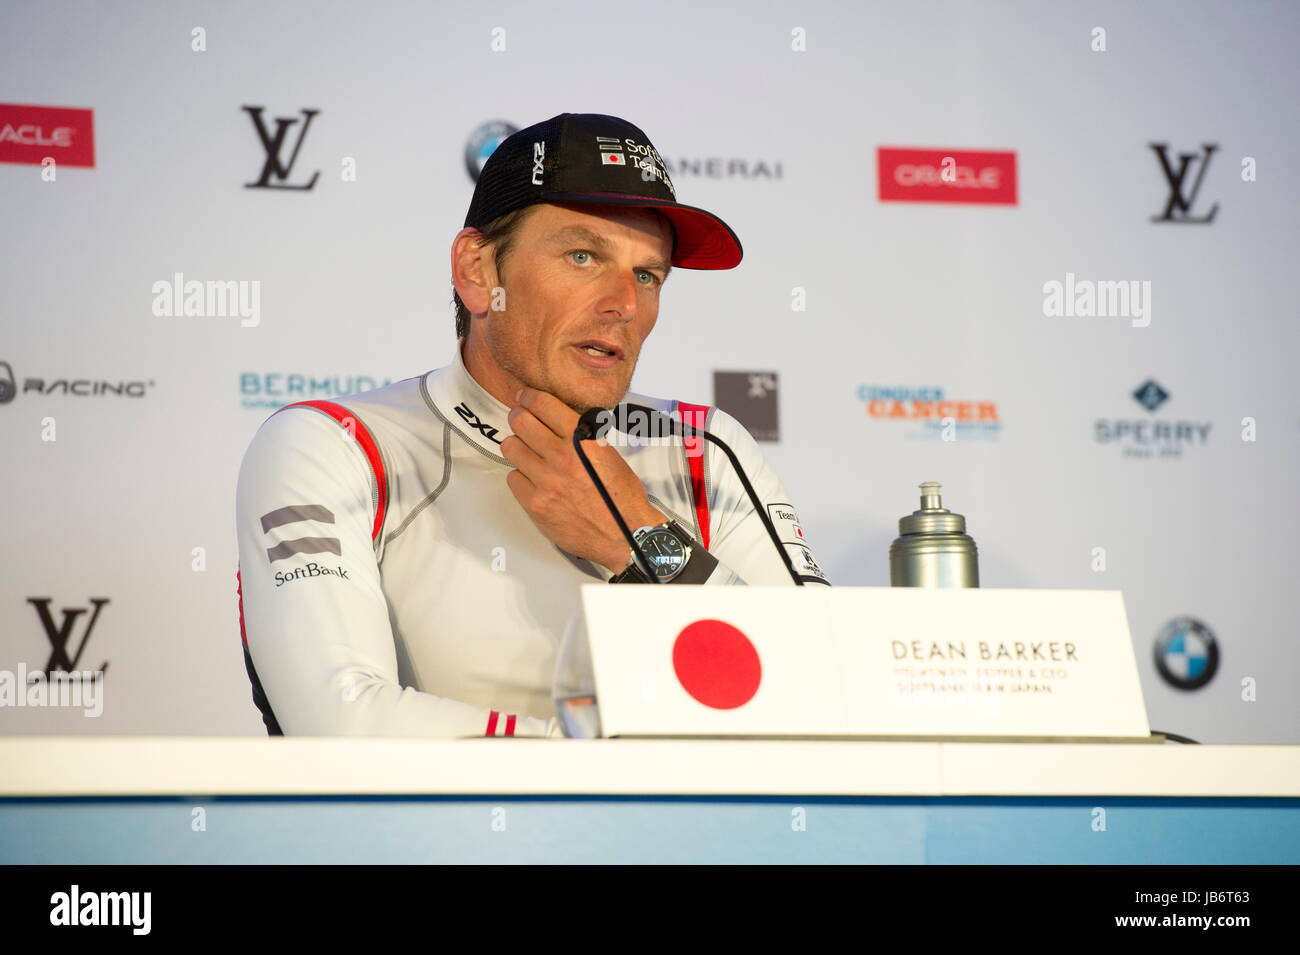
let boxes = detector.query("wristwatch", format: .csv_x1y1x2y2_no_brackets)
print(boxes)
608,520,717,584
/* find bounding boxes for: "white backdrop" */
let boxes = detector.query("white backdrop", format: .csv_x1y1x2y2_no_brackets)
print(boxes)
2,0,1297,742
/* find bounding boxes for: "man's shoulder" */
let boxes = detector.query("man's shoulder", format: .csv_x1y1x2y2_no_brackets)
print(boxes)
328,371,435,414
240,372,439,466
253,372,438,433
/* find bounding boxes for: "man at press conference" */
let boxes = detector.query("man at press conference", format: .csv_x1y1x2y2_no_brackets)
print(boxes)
234,112,829,738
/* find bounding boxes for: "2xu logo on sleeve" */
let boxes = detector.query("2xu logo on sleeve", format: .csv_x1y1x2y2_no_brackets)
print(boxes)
274,562,349,587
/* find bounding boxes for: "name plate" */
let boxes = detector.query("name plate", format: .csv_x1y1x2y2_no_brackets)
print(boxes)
578,586,1150,739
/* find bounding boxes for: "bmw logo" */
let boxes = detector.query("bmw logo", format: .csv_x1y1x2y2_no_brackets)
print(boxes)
464,120,518,182
1154,617,1219,690
0,361,15,404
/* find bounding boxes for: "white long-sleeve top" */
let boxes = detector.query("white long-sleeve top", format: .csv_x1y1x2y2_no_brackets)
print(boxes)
234,345,829,737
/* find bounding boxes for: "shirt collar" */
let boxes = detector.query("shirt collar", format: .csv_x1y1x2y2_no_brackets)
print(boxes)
425,342,514,458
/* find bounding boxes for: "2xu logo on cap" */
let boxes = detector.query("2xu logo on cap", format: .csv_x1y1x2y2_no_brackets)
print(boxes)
0,103,95,167
877,147,1017,205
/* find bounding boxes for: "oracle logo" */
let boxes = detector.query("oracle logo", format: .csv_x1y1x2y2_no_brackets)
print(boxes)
878,147,1016,205
0,124,74,147
893,163,1000,189
0,103,95,167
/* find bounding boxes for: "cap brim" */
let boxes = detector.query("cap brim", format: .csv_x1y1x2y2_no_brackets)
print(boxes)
541,192,743,270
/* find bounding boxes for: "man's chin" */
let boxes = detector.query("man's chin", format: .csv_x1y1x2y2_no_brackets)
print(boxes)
557,386,627,417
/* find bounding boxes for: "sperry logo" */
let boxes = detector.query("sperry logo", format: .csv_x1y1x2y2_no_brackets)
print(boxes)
455,401,503,444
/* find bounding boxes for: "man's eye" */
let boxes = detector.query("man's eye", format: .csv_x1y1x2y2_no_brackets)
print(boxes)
569,250,591,265
637,270,661,287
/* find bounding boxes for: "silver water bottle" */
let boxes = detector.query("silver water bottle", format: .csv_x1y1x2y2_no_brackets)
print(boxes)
889,481,979,587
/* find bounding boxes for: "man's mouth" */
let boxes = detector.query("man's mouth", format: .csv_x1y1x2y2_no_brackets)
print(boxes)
574,340,624,361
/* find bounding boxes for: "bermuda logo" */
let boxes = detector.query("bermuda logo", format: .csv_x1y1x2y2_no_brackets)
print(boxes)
243,105,320,190
1150,142,1218,223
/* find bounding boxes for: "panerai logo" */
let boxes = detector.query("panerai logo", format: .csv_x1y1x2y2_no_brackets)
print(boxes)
50,885,151,935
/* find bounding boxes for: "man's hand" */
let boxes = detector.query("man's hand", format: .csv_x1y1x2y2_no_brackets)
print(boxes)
501,387,666,575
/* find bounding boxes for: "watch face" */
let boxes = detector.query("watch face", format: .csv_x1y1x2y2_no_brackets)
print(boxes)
639,528,687,580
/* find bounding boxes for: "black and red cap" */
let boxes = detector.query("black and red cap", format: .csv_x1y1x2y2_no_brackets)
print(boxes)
464,112,742,270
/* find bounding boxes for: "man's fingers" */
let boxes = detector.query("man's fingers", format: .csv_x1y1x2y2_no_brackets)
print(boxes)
516,386,579,439
507,406,564,461
500,433,546,480
504,467,536,507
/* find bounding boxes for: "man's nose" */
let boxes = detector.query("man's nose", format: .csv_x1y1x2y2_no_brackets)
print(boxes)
598,270,640,319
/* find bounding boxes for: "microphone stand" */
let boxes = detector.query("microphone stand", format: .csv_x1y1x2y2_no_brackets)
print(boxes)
572,410,661,583
619,403,805,587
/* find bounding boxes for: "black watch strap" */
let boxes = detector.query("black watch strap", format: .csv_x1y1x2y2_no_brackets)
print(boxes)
608,521,718,584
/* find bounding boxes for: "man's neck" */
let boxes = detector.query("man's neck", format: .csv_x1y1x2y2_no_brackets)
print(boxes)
460,333,520,410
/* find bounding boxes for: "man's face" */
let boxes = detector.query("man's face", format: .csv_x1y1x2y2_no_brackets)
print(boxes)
475,201,674,414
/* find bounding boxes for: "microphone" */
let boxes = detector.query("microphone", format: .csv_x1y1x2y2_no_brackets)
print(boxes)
616,403,806,587
572,407,660,583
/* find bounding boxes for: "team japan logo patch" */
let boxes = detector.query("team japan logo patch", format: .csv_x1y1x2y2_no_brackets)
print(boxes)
597,135,625,165
767,503,827,582
767,502,807,545
790,543,828,582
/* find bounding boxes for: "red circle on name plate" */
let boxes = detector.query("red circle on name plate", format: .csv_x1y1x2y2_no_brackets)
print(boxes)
671,619,762,709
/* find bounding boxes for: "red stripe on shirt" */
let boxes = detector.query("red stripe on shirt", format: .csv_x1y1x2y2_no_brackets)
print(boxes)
285,400,389,544
237,569,248,648
485,710,499,736
505,714,517,736
675,401,711,550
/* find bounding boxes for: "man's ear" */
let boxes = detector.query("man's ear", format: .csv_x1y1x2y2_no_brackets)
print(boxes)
450,227,497,317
